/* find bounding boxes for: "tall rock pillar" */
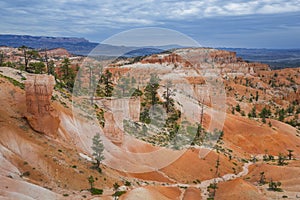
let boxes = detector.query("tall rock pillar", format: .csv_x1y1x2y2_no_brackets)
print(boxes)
25,74,60,138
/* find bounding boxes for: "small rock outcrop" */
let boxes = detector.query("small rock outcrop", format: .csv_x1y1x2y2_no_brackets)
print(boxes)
141,53,192,67
25,74,60,137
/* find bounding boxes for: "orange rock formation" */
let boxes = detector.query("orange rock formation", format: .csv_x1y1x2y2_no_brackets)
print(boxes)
25,74,60,137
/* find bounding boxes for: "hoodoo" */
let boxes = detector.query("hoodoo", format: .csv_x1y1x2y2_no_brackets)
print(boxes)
25,74,60,137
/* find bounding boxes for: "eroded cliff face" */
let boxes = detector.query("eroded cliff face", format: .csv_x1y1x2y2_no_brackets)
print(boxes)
25,74,60,137
100,97,140,144
141,53,192,68
139,48,270,76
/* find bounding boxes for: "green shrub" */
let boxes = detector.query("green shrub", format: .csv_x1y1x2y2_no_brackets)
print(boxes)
125,181,131,186
112,191,126,197
268,180,283,192
0,74,25,89
90,188,103,195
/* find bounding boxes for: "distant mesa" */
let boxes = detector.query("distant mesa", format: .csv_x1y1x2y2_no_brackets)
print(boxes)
0,34,181,57
0,34,98,55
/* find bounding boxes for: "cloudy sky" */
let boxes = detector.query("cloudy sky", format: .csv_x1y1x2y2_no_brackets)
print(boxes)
1,0,300,48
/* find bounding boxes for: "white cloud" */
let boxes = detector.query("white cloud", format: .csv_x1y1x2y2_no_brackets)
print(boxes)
3,0,300,24
1,0,300,38
257,1,300,14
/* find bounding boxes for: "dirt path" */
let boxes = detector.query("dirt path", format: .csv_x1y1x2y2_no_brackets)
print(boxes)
197,162,253,199
103,150,256,199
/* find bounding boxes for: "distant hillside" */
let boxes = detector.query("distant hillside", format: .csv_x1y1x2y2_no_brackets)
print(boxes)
0,34,175,57
1,34,299,69
221,48,300,69
0,34,99,55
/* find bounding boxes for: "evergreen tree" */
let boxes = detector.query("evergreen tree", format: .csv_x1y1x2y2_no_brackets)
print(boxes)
0,51,4,66
91,133,105,172
259,172,266,185
29,62,45,74
268,179,282,192
162,80,175,113
140,109,150,124
278,153,286,166
260,107,271,118
115,76,131,97
114,75,141,98
286,105,294,114
287,149,294,160
235,104,241,112
248,107,257,118
88,175,95,190
61,58,71,79
278,108,285,121
18,46,39,72
97,70,114,97
48,60,55,76
255,91,259,101
144,73,160,106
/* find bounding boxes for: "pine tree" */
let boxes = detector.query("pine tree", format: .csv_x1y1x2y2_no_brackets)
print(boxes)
278,109,285,121
91,133,105,172
144,74,160,106
268,179,282,192
61,58,71,79
235,104,241,112
48,60,55,76
97,70,114,97
30,62,45,74
162,80,175,113
287,149,294,160
255,91,259,101
18,46,39,72
0,51,4,66
88,175,95,190
260,107,271,118
248,107,257,118
115,76,131,97
259,172,266,185
278,153,286,166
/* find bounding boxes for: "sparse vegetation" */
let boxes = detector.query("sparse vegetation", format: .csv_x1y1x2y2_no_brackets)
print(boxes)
0,74,25,89
287,149,294,160
90,187,103,195
259,172,266,185
112,191,126,199
124,181,131,186
277,153,287,166
18,45,39,72
91,133,105,173
268,179,283,192
21,171,30,177
248,107,257,118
